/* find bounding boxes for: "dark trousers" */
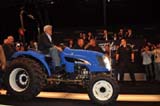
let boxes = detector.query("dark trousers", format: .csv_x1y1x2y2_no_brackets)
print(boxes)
144,64,154,81
0,71,4,88
115,62,136,81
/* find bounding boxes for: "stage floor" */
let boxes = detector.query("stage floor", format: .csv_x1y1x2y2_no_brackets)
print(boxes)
0,81,160,106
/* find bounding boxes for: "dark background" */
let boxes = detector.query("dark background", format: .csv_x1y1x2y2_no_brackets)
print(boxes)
0,0,156,43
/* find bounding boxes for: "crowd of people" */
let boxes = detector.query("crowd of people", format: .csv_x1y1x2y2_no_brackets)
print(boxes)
0,25,160,91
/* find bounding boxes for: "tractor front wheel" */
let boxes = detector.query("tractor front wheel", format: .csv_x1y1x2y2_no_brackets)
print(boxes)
88,76,119,105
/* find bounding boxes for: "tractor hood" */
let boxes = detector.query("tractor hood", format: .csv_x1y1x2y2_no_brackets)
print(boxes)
63,47,103,58
61,47,111,72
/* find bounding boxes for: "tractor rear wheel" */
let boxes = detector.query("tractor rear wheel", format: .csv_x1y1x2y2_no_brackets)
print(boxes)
4,57,46,100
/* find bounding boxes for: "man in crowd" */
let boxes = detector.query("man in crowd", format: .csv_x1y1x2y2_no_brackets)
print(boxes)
85,38,103,53
2,35,16,62
74,38,85,49
125,28,134,39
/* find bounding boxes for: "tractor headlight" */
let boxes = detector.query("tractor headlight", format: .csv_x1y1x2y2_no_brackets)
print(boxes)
102,55,111,71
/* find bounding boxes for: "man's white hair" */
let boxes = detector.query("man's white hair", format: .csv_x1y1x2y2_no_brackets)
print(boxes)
43,25,52,32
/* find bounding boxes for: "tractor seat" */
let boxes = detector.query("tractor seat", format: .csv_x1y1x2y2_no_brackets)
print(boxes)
45,54,53,62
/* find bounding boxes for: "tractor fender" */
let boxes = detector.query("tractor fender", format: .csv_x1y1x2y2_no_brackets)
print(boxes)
11,50,52,76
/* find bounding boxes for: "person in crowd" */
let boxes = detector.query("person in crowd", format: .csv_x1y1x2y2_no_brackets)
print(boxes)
103,29,110,41
0,45,6,93
81,33,88,45
141,45,154,81
15,43,21,51
85,38,103,53
125,28,134,39
2,35,16,61
117,28,125,40
67,39,74,49
87,31,94,41
103,44,110,57
38,25,63,73
15,42,25,51
113,33,118,41
104,43,118,80
115,38,136,82
74,38,85,49
28,40,38,50
152,43,160,81
79,32,83,38
104,43,118,63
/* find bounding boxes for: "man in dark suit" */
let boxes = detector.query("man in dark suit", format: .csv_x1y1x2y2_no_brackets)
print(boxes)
38,25,62,73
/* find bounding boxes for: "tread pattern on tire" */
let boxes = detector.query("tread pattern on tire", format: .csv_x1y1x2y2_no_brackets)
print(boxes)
5,57,47,100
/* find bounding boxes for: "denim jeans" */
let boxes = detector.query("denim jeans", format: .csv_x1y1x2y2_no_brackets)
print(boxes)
49,47,61,67
144,64,154,80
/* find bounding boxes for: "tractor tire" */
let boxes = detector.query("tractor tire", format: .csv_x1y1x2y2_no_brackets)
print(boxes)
4,57,46,100
88,75,119,105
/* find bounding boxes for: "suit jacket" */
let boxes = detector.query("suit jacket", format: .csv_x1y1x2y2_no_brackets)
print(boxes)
38,33,54,54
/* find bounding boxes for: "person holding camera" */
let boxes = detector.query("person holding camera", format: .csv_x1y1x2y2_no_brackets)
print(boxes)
141,45,154,81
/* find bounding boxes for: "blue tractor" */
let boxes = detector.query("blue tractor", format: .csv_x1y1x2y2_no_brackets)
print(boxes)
4,46,119,105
